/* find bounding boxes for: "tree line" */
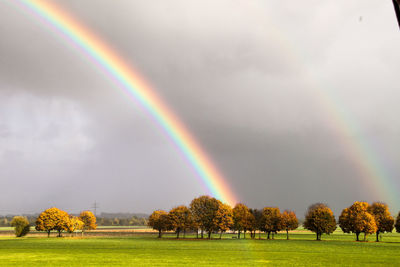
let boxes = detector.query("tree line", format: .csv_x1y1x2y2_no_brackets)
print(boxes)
9,207,97,237
97,216,147,226
148,196,400,241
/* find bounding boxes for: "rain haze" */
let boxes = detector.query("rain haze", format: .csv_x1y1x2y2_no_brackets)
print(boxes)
1,0,400,216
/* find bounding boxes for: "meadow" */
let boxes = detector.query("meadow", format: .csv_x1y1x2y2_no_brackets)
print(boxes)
1,229,400,266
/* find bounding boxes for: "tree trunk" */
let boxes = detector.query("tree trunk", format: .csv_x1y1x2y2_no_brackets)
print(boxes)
208,231,211,239
220,231,223,239
196,230,199,239
47,230,50,238
364,233,367,241
286,230,289,240
244,231,246,239
58,230,62,237
259,231,261,239
356,232,360,241
201,229,204,239
267,232,270,240
183,229,186,238
238,231,240,239
177,230,180,239
158,229,162,238
376,231,380,242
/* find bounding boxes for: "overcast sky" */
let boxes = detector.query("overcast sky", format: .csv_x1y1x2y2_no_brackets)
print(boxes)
1,0,400,216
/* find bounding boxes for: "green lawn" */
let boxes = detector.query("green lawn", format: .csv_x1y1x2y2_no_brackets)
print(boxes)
0,231,400,266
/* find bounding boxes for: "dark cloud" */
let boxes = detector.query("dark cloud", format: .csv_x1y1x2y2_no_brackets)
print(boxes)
1,0,400,215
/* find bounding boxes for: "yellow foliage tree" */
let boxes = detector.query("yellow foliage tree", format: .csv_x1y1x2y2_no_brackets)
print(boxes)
148,210,172,238
190,195,221,239
304,203,336,241
339,202,377,241
66,216,84,236
281,210,299,240
35,207,70,237
358,212,377,241
233,203,252,239
368,202,394,242
213,203,233,239
262,207,282,240
169,205,193,238
79,211,97,235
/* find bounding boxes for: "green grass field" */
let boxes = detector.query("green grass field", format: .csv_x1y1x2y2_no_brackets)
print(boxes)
1,230,400,266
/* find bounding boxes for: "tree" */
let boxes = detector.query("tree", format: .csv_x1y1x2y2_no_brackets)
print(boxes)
281,210,299,240
246,210,256,239
396,212,400,233
79,211,97,235
190,196,222,239
359,212,377,241
304,203,336,240
54,209,70,237
169,205,193,238
232,203,252,239
66,216,84,236
250,209,265,239
213,203,233,239
263,207,282,239
35,207,70,237
11,216,30,237
339,202,377,241
368,202,394,242
148,210,172,238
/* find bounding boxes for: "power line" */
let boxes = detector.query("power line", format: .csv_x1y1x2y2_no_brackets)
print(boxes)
91,201,99,216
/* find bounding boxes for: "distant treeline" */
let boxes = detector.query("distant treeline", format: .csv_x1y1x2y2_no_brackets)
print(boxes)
97,216,147,226
0,216,36,227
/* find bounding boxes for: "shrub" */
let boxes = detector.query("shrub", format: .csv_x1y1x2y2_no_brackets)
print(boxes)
11,216,30,237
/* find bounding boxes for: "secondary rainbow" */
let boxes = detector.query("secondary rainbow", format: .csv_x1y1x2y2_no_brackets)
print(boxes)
17,0,237,206
257,13,400,208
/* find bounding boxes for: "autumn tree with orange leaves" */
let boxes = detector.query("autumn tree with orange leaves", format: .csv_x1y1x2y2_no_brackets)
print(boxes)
339,202,377,241
263,207,282,240
190,196,221,239
169,205,193,238
233,203,253,239
304,203,336,240
368,202,394,242
281,210,299,240
148,210,172,238
79,211,97,235
66,216,84,236
35,207,70,237
213,203,233,239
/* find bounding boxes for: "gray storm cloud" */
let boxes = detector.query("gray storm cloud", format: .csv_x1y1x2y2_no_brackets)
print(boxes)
0,0,399,215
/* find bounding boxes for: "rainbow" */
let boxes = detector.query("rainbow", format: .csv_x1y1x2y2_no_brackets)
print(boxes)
12,1,399,210
16,0,237,206
264,24,400,208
